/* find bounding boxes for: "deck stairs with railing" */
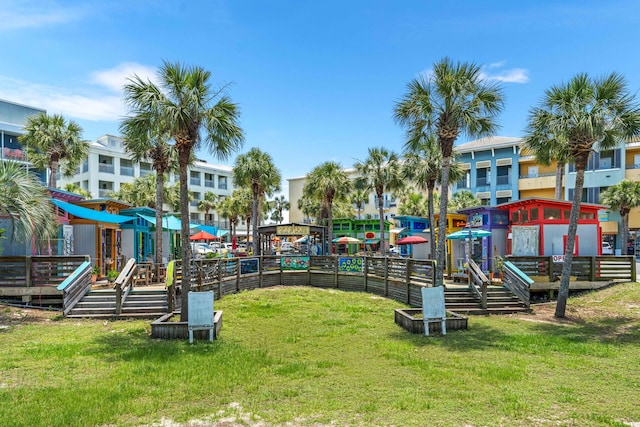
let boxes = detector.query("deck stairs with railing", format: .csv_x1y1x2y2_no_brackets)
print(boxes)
444,285,529,315
66,287,168,319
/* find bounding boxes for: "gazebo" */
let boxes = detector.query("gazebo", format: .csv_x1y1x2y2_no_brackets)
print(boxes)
257,223,327,255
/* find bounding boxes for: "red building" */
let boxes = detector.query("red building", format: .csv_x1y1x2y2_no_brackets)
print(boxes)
497,198,604,257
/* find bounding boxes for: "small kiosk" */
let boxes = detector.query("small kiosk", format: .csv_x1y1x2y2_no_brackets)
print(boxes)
456,207,510,273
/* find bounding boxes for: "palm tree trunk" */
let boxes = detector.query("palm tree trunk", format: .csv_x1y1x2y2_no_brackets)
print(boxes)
49,159,59,189
555,162,564,200
252,186,260,256
427,184,436,260
378,193,385,255
155,170,164,272
178,149,192,322
556,158,587,318
327,202,334,254
435,156,451,286
621,212,630,256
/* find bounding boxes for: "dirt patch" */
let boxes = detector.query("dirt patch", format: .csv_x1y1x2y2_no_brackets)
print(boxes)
0,304,61,327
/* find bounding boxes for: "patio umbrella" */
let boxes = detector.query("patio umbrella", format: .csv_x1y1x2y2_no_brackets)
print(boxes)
332,236,361,244
395,235,428,245
190,231,217,241
446,228,492,240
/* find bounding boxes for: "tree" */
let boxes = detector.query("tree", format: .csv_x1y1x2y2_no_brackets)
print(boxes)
0,161,57,244
233,148,281,255
108,174,181,209
197,191,219,225
303,161,352,254
235,188,254,245
448,190,481,211
600,180,640,257
63,183,91,199
355,147,404,254
529,141,571,200
402,134,464,259
19,113,88,189
350,188,369,220
524,72,640,318
398,193,428,217
120,108,178,274
269,195,290,224
297,194,319,224
394,58,504,285
218,195,240,243
121,61,244,321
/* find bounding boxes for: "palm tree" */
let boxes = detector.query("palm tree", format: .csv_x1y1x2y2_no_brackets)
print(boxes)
19,113,88,189
0,161,57,246
233,148,281,255
235,188,253,245
121,61,244,320
524,72,640,318
448,190,481,211
297,194,319,224
303,161,352,254
600,180,640,258
394,58,504,285
63,183,91,199
120,110,177,273
398,193,428,217
355,147,404,254
269,195,290,224
350,188,369,220
218,195,240,243
197,191,219,225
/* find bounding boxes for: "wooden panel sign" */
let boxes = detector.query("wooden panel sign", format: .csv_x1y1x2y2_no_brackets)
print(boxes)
421,286,446,336
188,291,214,329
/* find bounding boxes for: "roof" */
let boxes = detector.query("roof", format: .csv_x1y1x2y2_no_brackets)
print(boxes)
137,214,200,231
51,199,135,224
455,136,523,153
496,197,606,211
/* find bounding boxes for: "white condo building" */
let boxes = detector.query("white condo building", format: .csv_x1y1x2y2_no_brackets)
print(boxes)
58,134,247,233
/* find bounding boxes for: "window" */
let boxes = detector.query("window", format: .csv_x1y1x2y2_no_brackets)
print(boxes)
528,165,538,178
120,159,134,176
476,167,490,187
480,197,491,206
218,176,227,190
190,191,201,206
98,180,113,198
496,197,511,204
568,187,605,204
190,213,200,222
140,162,152,176
98,155,114,173
204,173,215,188
543,207,561,220
457,171,470,188
190,171,201,186
530,208,538,220
496,166,510,185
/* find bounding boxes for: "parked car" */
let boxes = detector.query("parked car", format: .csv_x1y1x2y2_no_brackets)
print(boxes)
280,242,294,253
602,241,614,255
389,244,399,256
190,242,214,257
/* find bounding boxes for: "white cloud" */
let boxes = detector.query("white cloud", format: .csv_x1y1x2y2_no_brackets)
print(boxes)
487,61,506,69
481,68,529,84
0,0,89,31
0,62,157,122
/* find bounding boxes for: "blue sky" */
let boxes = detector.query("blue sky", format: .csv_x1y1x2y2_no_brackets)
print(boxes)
2,0,640,198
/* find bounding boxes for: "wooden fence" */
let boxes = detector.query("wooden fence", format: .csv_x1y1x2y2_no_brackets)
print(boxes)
176,255,436,307
507,255,636,282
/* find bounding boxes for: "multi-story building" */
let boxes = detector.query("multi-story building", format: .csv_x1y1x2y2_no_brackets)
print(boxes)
0,98,45,180
58,134,244,233
288,168,400,225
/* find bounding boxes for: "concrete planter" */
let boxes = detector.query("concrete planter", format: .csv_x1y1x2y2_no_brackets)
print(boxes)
394,308,468,334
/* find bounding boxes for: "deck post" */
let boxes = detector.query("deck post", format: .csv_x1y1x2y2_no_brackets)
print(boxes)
589,257,596,282
406,259,411,305
631,255,637,282
25,256,32,288
384,257,389,297
334,256,339,288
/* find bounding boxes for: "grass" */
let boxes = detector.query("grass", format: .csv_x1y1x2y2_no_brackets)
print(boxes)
0,283,639,426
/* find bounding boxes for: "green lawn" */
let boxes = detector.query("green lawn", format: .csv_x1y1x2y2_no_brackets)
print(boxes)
1,283,640,427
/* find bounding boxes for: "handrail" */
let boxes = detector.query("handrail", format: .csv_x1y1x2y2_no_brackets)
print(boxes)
58,261,92,315
502,261,532,308
114,258,137,315
467,260,489,309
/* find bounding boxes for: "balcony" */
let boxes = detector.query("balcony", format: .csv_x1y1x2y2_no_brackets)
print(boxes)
476,177,490,187
496,175,510,186
140,169,152,177
120,166,134,177
204,179,215,188
518,172,556,191
190,178,201,186
99,164,114,174
98,189,112,198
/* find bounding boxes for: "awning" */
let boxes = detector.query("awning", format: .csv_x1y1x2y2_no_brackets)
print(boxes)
390,227,406,234
52,199,135,224
600,221,619,235
138,214,200,231
364,239,380,245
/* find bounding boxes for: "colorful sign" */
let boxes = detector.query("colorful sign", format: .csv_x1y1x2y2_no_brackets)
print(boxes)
339,257,364,273
281,256,310,270
240,258,259,274
277,225,310,236
365,232,375,239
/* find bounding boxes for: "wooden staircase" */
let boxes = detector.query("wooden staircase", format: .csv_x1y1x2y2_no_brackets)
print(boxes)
444,285,530,315
66,288,168,319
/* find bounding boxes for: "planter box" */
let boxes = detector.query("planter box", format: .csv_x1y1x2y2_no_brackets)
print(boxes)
151,311,223,340
394,308,467,335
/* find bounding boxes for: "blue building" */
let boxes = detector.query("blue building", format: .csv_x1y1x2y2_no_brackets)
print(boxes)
453,136,522,206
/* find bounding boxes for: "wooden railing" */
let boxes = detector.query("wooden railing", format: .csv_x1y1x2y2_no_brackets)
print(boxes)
57,260,92,315
0,255,87,288
175,255,437,308
502,261,533,308
508,255,636,282
467,260,489,309
114,258,137,315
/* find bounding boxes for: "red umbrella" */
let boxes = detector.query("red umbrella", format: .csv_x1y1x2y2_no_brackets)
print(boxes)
190,231,217,241
395,235,428,245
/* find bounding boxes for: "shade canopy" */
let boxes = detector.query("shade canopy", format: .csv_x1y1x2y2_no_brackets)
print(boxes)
446,228,492,240
332,236,361,244
396,235,428,245
190,231,218,241
52,199,135,224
